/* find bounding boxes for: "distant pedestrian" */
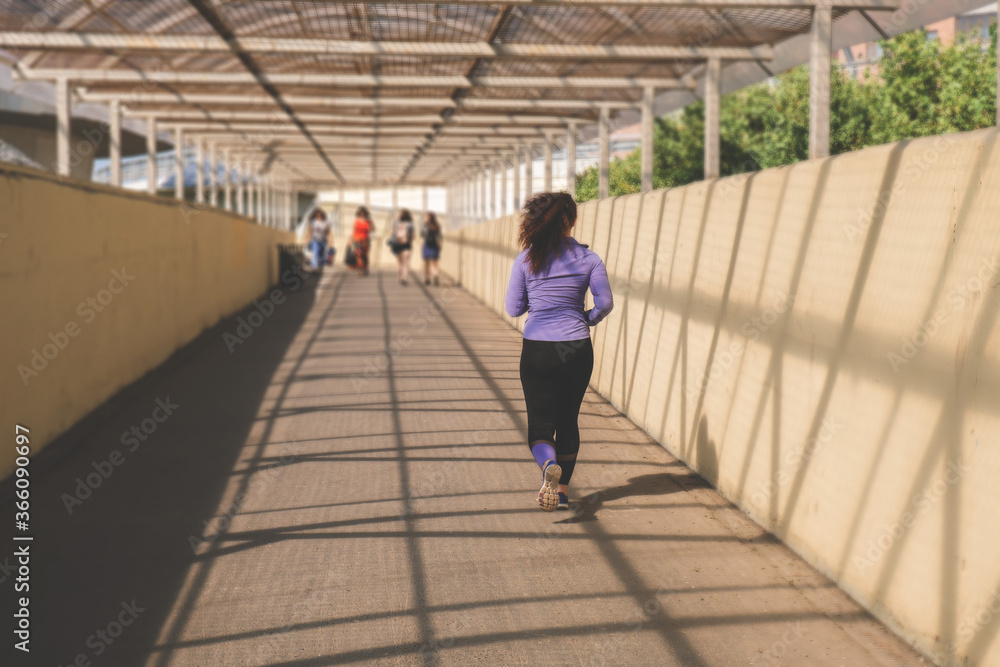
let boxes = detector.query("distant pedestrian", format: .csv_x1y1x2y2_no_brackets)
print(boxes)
352,206,374,276
309,208,331,270
505,192,614,511
390,209,415,285
421,212,443,286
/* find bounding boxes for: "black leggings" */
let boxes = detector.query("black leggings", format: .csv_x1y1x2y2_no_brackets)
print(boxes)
519,338,594,485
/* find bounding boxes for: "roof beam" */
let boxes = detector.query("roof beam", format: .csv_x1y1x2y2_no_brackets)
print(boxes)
197,135,538,146
23,68,688,89
202,142,509,153
183,0,344,184
123,109,590,125
204,134,531,143
162,123,563,136
79,90,638,110
0,32,773,61
218,152,510,160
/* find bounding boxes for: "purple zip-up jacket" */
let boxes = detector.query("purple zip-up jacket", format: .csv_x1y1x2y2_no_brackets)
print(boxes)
505,237,614,341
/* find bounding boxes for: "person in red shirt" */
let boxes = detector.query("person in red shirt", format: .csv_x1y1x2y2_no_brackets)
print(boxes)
351,206,375,275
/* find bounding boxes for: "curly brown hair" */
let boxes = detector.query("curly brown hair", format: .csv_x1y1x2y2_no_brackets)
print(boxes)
517,192,577,274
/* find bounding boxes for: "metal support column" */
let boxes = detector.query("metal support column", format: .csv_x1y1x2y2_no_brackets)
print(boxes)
240,159,254,218
208,143,217,207
236,158,245,215
544,134,553,192
524,144,534,200
264,178,271,226
146,116,157,194
109,99,122,187
704,57,721,180
248,163,254,218
174,127,184,200
268,182,275,227
471,174,479,224
500,159,508,216
598,106,610,199
338,187,345,233
512,151,521,210
254,172,262,220
195,139,205,204
222,149,232,211
809,4,832,160
641,86,655,192
55,77,70,177
480,169,488,222
246,167,254,218
489,164,496,218
566,122,577,197
256,172,263,221
462,178,469,225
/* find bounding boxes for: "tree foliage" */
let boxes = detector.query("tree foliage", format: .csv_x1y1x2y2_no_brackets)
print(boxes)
577,24,998,202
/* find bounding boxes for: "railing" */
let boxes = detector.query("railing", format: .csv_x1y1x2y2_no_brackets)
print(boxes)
91,148,243,190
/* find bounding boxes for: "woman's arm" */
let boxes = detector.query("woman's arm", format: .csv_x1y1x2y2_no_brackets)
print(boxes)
505,258,528,317
586,258,614,326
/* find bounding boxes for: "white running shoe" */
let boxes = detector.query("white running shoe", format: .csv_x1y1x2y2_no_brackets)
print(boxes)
537,461,562,512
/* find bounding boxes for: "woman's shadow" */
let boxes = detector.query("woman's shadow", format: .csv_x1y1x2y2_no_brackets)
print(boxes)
557,467,701,524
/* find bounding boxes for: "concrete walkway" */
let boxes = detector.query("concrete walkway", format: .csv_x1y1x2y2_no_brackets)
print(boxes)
11,268,927,666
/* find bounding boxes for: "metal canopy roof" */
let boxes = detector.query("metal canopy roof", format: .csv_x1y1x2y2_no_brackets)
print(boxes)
0,0,893,187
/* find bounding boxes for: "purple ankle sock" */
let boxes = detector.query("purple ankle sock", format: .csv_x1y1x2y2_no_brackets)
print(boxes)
530,442,557,470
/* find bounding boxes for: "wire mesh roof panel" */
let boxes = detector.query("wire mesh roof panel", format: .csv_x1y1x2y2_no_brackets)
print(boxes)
0,0,858,185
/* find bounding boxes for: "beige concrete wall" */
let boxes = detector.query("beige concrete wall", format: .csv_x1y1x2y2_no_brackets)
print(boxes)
0,163,293,479
441,128,1000,667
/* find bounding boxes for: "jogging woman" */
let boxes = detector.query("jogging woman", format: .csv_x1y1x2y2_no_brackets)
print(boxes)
352,206,374,276
505,192,614,511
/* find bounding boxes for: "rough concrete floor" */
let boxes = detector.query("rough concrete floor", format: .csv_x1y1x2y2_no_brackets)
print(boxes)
3,268,928,666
